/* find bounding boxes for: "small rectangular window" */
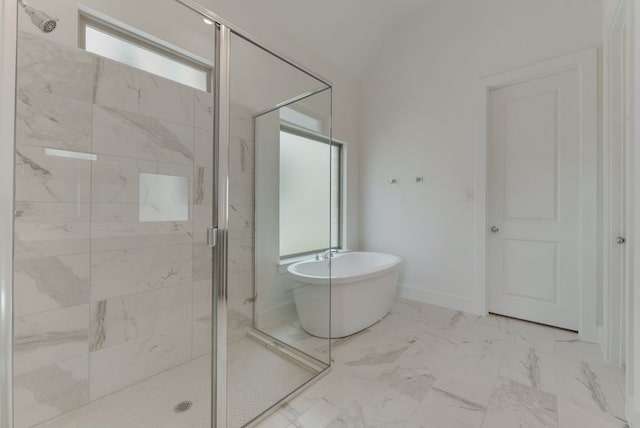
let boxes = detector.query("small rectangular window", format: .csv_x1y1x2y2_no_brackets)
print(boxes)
79,14,211,92
279,127,342,258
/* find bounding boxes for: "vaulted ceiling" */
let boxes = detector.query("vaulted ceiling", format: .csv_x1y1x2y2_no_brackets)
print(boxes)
204,0,434,79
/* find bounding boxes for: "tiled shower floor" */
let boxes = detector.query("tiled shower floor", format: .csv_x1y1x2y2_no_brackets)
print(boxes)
34,337,316,428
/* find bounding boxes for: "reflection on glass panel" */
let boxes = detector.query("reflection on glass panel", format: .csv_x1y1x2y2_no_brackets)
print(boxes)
280,106,323,133
139,173,189,222
85,25,208,91
279,131,331,256
45,148,97,161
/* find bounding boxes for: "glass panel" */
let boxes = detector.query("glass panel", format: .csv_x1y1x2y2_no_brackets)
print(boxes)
331,144,341,249
13,2,214,427
84,25,209,91
278,128,340,256
279,131,331,256
228,32,332,426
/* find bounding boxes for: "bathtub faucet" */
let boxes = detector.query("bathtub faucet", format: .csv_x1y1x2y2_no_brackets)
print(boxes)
320,249,339,260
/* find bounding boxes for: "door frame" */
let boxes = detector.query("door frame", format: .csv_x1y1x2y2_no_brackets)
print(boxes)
602,0,632,367
474,48,599,342
627,0,640,424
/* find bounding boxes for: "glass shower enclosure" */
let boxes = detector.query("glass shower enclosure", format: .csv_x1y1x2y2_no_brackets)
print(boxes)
2,0,332,426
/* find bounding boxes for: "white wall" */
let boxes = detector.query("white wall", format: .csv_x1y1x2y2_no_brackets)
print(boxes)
359,0,603,313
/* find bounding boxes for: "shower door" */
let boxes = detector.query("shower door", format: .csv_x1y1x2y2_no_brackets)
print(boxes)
11,2,216,427
219,27,333,427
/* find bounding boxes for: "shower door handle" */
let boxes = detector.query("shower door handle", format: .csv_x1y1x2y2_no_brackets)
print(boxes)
207,227,218,247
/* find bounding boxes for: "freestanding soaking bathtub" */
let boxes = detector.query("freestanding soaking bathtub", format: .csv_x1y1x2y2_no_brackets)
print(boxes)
288,252,401,338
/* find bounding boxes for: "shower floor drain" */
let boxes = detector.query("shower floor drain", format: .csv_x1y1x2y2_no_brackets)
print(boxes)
174,401,193,413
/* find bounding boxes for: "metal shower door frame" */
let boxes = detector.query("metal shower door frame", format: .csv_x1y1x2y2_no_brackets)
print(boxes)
0,0,17,427
212,20,230,428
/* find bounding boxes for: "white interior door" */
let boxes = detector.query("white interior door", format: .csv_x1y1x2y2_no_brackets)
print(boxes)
488,68,583,330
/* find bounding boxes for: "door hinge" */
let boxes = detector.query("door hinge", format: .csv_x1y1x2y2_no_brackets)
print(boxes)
207,227,218,247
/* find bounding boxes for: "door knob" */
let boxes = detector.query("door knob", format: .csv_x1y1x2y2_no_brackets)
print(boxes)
617,236,626,245
490,226,499,233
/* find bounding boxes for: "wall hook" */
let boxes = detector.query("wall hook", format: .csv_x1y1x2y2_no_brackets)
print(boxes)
389,179,397,185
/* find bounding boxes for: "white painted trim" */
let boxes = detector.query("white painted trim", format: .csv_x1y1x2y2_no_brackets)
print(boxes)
0,1,16,427
475,48,600,342
339,138,350,251
627,398,640,428
600,2,615,364
629,0,640,423
601,0,634,368
398,285,480,315
473,83,489,316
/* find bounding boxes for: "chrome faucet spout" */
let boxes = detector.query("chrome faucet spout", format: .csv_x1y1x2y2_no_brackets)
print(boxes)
321,249,339,260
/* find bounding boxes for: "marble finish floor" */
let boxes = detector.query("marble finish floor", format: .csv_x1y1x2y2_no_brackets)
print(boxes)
258,298,629,428
261,317,331,363
33,337,316,428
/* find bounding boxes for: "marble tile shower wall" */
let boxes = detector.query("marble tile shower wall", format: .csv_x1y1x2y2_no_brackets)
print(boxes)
10,32,259,428
227,103,256,343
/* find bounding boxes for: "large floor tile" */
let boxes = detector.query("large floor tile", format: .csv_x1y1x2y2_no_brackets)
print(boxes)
331,330,415,380
557,398,629,428
556,356,626,421
483,377,558,427
413,386,487,427
499,341,557,394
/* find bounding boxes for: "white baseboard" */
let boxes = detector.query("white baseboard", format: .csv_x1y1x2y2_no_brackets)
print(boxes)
597,325,608,361
398,285,482,315
627,396,640,428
